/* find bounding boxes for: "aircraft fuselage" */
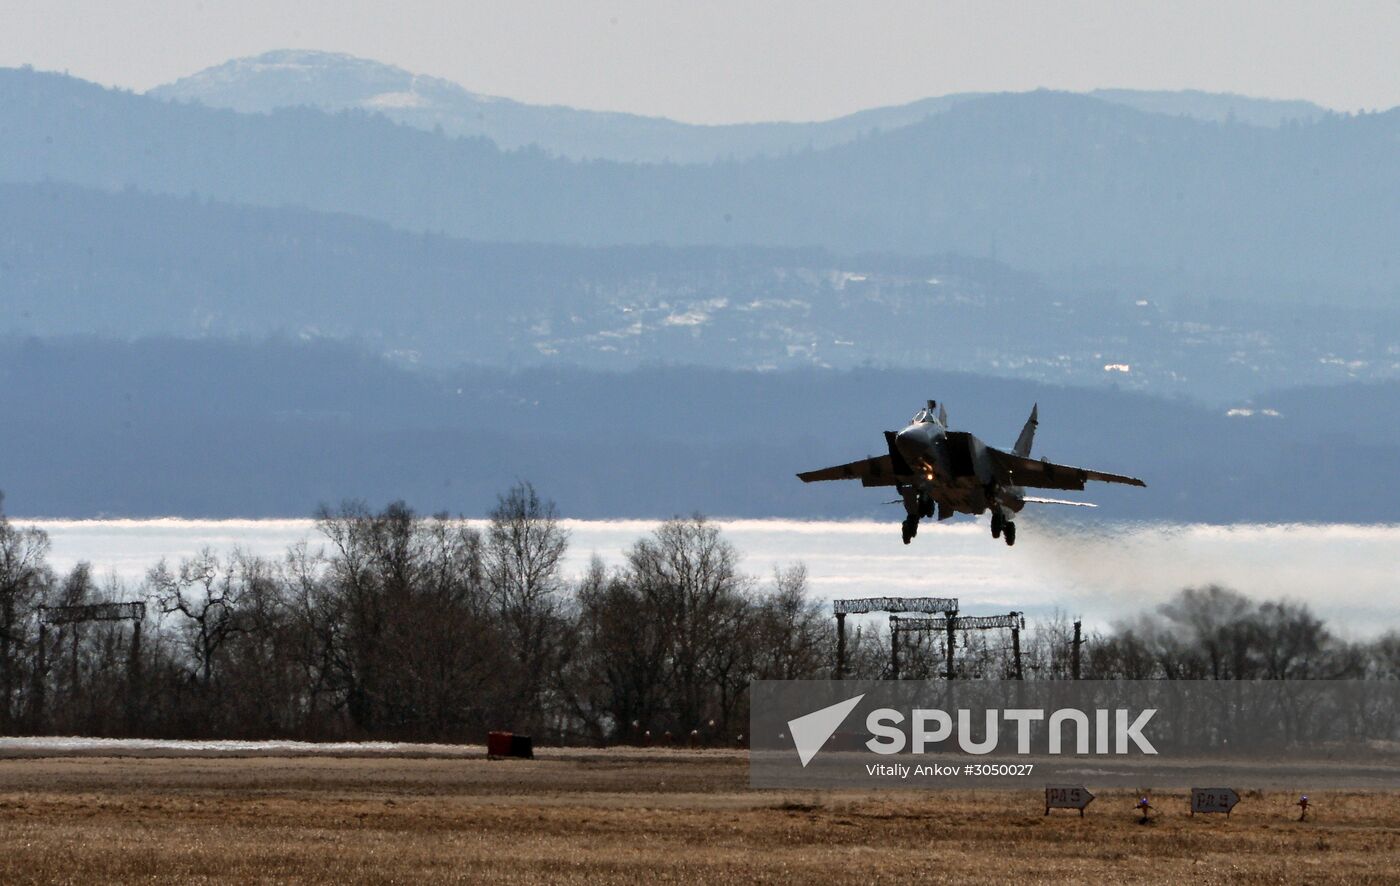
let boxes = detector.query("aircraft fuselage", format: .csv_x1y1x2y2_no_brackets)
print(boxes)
892,418,1024,524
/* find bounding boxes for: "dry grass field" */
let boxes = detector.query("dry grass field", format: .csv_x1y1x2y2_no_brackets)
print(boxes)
0,746,1396,884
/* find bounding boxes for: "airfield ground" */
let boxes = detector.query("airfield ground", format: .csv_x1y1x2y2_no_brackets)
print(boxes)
0,746,1396,884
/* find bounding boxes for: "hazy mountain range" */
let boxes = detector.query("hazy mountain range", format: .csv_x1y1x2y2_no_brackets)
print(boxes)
148,50,1335,164
4,66,1398,305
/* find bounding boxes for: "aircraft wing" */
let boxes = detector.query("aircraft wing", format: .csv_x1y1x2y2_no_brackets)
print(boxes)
797,454,902,487
989,448,1145,491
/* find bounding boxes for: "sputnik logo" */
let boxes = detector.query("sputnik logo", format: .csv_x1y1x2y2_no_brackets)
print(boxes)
787,693,865,766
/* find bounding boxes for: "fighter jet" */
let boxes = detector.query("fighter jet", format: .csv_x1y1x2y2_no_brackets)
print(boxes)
797,401,1145,546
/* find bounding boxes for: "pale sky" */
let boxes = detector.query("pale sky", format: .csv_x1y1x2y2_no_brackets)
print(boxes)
4,1,1400,123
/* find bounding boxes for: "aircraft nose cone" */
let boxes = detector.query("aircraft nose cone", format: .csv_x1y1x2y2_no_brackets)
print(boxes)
894,424,924,458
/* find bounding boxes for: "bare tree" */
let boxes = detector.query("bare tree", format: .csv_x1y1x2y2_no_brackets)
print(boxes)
1369,632,1400,680
149,549,245,688
567,556,669,743
485,482,569,734
1157,585,1256,679
1251,600,1332,679
1025,611,1077,679
625,516,750,733
0,494,52,731
310,501,502,739
752,565,828,681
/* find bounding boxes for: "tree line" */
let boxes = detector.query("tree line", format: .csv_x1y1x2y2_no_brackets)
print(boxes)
0,485,830,743
1,487,1397,745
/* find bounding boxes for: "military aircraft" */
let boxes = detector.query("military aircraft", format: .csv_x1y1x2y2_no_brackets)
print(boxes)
797,401,1145,546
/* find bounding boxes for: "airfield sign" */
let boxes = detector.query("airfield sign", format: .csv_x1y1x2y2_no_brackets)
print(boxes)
1045,785,1094,816
1190,787,1240,815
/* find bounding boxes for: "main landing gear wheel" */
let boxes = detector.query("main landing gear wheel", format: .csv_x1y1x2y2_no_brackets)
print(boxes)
921,499,935,519
1003,521,1016,546
901,517,918,545
990,512,1004,539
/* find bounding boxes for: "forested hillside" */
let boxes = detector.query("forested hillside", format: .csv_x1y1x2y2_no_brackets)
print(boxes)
4,183,1394,398
1,337,1396,521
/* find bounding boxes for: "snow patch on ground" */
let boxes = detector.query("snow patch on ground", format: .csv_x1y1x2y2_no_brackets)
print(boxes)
0,736,480,757
363,91,429,109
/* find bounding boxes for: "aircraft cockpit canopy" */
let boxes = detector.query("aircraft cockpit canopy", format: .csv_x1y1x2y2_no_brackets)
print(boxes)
912,402,939,424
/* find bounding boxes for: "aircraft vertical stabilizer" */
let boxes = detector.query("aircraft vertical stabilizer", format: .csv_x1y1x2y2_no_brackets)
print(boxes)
1013,403,1038,457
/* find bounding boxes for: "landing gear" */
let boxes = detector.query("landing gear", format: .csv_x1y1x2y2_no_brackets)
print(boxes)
901,516,919,545
990,509,1016,546
920,497,935,519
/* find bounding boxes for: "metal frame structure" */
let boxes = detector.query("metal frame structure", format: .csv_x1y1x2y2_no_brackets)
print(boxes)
833,597,959,616
890,611,1025,680
39,601,145,625
832,597,959,679
34,601,146,728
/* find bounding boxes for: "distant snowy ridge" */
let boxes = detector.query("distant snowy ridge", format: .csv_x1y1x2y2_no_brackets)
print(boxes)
148,49,1333,163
